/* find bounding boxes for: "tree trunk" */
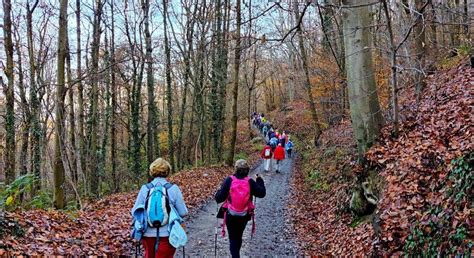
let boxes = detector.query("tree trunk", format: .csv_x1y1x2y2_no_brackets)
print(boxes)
2,0,15,184
226,0,241,166
342,0,384,159
76,0,86,190
65,34,78,184
294,2,322,146
414,0,427,103
142,0,157,165
110,0,118,192
98,31,111,196
177,2,197,169
26,0,42,192
211,0,224,161
14,29,30,180
53,0,68,209
163,0,175,173
88,0,103,197
382,0,399,137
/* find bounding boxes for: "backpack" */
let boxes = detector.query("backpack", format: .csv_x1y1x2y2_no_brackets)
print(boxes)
221,176,256,237
146,182,173,228
269,137,278,148
264,148,271,158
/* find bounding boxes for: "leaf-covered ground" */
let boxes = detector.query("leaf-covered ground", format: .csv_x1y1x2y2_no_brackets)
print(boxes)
1,116,266,256
274,60,472,255
1,166,233,255
367,61,473,255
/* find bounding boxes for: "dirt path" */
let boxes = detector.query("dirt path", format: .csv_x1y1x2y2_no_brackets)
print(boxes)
175,156,299,257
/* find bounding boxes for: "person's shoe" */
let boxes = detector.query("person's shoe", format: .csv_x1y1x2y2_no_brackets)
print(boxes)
276,170,280,173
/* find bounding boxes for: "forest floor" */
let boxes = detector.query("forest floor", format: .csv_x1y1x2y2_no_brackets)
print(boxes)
176,154,299,257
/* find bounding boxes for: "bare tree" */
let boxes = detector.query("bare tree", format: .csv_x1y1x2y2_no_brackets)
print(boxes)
53,0,68,209
226,0,242,166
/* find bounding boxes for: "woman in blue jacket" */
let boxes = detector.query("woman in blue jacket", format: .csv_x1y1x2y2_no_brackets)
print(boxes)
132,158,188,258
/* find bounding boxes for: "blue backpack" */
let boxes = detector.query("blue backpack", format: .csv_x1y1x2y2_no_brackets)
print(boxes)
269,137,278,148
146,182,173,228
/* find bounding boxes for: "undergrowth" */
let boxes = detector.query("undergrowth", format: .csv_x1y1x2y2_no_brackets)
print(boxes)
403,153,473,256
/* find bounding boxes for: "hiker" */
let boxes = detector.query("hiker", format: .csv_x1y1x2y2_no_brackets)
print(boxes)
273,143,286,173
215,160,266,258
286,138,294,158
268,129,276,142
261,143,273,172
131,158,188,258
279,131,287,148
262,124,269,139
269,136,278,151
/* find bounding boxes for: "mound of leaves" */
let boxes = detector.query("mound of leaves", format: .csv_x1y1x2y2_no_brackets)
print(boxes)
289,120,375,255
0,165,232,256
367,61,473,255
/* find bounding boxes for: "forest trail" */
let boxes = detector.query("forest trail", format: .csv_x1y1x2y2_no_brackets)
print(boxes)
176,156,299,257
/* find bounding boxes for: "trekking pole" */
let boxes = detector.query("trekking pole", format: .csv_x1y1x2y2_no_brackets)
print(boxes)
182,246,185,258
214,203,218,257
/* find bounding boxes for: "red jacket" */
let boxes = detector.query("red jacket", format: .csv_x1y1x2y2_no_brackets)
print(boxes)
261,146,273,159
273,146,285,160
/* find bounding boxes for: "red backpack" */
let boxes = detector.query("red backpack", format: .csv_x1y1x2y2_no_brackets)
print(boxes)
221,176,256,236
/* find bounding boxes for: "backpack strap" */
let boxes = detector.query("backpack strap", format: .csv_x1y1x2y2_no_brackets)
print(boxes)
163,182,173,190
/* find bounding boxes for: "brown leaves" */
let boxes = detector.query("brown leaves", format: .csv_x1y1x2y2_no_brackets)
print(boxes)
366,61,473,254
1,165,235,255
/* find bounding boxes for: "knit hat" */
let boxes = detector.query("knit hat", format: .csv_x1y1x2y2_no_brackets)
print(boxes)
149,158,172,178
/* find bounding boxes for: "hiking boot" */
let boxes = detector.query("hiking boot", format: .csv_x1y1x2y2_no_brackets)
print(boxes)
276,170,280,173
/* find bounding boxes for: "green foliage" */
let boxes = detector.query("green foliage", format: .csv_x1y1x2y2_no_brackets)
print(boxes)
252,142,264,153
404,153,473,256
457,43,472,57
307,169,330,192
446,153,473,203
27,191,52,209
349,215,370,228
0,174,35,210
234,152,249,161
0,174,53,211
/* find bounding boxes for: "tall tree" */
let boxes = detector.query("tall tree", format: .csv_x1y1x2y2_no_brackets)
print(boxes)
75,0,86,187
294,2,322,145
226,0,242,166
88,0,104,196
13,25,30,179
163,0,175,172
26,0,42,191
66,31,78,184
109,0,118,192
2,0,15,184
414,0,427,102
176,1,197,169
342,0,384,159
142,0,158,165
211,0,225,160
53,0,68,209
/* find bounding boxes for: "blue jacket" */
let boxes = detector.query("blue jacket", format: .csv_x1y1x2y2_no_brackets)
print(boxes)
286,141,294,150
131,177,188,238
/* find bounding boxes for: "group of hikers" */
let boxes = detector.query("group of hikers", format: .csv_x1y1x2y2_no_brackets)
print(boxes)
131,113,293,258
252,112,294,173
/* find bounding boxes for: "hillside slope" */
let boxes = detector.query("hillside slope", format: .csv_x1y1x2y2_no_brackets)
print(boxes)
279,60,472,255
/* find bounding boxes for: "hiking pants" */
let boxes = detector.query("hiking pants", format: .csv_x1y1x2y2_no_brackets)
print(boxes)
276,159,281,172
264,158,271,171
287,149,292,158
142,237,175,258
226,214,249,258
